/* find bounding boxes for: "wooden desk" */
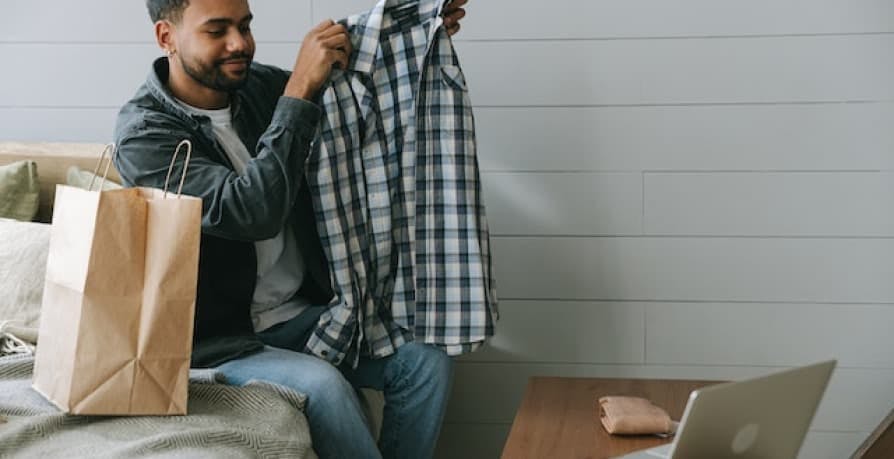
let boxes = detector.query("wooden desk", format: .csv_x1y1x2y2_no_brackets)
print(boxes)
501,376,721,459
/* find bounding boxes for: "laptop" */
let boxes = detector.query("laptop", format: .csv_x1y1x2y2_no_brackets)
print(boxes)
616,360,836,459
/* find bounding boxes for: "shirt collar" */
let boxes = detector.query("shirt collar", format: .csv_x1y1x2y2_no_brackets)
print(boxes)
343,1,386,75
344,0,447,75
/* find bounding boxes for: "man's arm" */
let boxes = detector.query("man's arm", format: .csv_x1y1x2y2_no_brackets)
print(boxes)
114,21,352,242
115,97,320,242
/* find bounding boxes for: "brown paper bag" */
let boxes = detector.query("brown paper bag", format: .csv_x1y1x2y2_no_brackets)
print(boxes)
32,141,202,415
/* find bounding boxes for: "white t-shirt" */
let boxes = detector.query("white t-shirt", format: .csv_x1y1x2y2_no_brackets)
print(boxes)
177,99,309,331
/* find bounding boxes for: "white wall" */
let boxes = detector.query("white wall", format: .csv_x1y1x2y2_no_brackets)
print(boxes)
4,1,894,458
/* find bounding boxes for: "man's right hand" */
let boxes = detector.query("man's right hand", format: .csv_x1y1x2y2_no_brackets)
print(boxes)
285,20,352,101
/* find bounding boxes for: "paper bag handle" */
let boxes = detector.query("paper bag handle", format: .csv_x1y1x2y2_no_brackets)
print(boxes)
88,143,116,191
163,139,193,198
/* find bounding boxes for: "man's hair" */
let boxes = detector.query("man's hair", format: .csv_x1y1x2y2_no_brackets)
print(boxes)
146,0,190,23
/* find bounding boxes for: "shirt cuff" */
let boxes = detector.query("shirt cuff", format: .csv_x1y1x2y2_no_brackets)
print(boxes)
272,96,322,139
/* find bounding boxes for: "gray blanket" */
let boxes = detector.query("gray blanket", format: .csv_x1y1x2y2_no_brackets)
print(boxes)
0,355,316,459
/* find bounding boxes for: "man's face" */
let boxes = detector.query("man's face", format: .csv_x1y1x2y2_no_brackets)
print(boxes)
172,0,256,92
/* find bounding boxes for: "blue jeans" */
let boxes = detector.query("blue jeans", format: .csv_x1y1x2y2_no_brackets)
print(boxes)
215,312,454,459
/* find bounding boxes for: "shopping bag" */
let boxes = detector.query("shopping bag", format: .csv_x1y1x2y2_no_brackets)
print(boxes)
32,141,202,415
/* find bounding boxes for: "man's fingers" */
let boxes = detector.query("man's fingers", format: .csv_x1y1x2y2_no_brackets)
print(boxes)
319,22,348,39
327,48,349,69
322,33,351,53
312,19,335,32
447,23,461,36
443,8,466,27
337,50,349,69
444,0,469,13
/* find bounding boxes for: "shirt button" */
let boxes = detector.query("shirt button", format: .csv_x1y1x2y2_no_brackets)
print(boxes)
321,350,329,357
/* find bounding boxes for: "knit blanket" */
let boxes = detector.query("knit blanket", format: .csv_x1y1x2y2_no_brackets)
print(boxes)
0,354,316,459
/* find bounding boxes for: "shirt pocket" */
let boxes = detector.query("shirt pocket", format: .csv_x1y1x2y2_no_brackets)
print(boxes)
440,64,468,92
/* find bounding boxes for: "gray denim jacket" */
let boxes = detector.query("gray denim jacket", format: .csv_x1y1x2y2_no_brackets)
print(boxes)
113,58,333,368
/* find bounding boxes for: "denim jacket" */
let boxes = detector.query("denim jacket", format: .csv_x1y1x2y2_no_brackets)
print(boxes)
113,58,333,368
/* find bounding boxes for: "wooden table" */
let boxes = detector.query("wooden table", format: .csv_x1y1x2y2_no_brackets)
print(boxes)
501,376,721,459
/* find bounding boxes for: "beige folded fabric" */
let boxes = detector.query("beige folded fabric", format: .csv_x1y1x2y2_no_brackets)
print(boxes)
598,396,674,435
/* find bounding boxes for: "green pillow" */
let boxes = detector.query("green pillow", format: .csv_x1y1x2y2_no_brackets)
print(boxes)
66,165,122,191
0,161,40,222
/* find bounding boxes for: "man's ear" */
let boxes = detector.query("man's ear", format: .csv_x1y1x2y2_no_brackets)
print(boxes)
155,20,176,55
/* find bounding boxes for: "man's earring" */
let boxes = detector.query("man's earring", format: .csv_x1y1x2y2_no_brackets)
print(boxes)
166,49,176,57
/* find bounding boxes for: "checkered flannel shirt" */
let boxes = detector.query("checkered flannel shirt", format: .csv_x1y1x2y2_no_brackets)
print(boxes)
304,0,498,367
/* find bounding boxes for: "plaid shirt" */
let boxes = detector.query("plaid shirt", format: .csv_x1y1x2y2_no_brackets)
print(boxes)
304,0,498,367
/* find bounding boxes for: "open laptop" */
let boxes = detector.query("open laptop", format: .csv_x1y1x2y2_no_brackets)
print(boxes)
616,360,836,459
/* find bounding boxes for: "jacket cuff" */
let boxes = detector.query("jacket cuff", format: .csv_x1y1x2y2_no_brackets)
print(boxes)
272,96,322,139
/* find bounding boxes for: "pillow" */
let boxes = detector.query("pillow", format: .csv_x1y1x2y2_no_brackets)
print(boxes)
0,219,51,329
0,160,40,221
66,165,122,191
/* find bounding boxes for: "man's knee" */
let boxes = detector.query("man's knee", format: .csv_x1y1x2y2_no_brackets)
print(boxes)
299,359,356,408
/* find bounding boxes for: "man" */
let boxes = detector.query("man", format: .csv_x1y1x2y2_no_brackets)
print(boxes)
113,1,468,458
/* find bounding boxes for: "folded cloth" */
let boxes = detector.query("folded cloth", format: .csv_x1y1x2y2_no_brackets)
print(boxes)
598,395,675,435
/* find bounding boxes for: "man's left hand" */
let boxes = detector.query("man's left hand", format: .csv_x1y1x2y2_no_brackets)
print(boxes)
443,0,468,36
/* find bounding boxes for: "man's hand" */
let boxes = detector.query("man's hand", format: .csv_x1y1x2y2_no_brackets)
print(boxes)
443,0,468,36
285,20,352,100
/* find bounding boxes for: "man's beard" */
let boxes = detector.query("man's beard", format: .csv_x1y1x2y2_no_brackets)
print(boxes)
181,53,252,92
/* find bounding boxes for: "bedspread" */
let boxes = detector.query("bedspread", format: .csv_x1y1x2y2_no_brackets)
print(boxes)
0,354,316,459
